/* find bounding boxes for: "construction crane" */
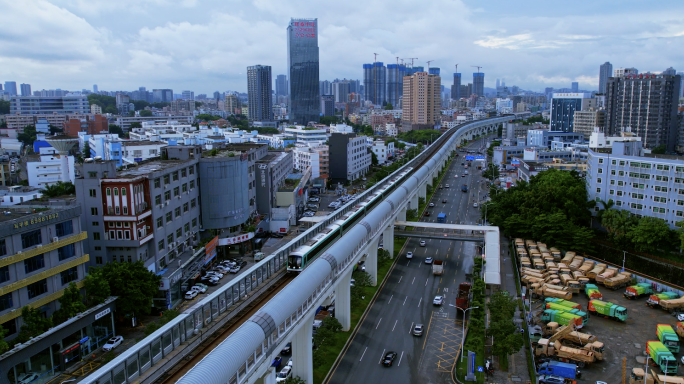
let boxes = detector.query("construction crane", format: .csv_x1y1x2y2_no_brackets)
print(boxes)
404,58,418,68
455,64,459,73
374,53,379,63
426,60,434,69
472,65,483,73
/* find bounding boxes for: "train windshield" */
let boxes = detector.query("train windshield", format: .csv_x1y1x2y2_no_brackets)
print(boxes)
288,255,302,270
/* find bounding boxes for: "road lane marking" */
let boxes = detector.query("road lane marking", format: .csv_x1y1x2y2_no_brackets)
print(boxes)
422,313,434,350
409,322,414,334
412,277,415,284
418,297,422,307
376,318,382,329
398,351,404,366
406,260,410,266
398,276,403,283
379,349,385,364
440,277,442,284
360,347,367,361
392,319,398,332
437,287,440,293
403,296,408,305
388,295,393,304
425,278,429,286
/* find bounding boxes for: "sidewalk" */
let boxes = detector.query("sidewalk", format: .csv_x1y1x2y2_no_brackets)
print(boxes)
488,236,531,384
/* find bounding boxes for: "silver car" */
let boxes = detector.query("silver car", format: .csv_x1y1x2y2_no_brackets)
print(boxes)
412,324,424,336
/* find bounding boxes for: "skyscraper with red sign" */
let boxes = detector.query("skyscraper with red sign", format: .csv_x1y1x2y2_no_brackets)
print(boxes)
287,18,320,125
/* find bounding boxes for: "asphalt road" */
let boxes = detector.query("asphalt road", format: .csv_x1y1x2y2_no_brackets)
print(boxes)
328,137,491,384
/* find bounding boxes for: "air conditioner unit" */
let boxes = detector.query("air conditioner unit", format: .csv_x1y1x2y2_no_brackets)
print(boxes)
165,201,170,206
164,185,168,189
177,196,181,200
52,237,59,243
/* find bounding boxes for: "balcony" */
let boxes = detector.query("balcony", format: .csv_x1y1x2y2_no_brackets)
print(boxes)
103,202,152,221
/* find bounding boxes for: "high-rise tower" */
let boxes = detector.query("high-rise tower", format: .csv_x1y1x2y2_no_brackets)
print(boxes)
598,62,613,93
451,73,462,100
473,73,484,97
276,74,288,97
287,18,320,124
247,65,273,121
402,71,441,131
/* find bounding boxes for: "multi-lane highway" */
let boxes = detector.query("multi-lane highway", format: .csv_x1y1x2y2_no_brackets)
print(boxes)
327,137,490,384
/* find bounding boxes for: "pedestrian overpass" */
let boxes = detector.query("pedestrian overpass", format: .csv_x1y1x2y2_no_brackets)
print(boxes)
81,116,510,384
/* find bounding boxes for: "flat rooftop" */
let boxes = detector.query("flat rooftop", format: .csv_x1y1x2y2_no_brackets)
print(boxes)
0,207,54,223
118,159,189,177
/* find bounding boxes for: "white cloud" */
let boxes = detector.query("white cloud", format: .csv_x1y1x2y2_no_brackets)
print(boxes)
0,0,682,92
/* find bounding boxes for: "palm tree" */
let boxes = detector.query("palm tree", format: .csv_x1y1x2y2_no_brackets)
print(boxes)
594,197,615,226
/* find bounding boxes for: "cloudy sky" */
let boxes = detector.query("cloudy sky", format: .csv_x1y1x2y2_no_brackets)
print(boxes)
1,0,683,94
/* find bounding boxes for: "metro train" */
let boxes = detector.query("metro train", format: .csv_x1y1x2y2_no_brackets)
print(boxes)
287,167,413,272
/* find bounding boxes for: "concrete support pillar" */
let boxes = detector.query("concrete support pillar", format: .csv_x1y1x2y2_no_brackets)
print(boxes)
336,268,353,331
383,225,395,258
410,194,419,211
257,367,277,384
398,207,407,222
366,238,378,286
418,183,426,199
292,311,315,383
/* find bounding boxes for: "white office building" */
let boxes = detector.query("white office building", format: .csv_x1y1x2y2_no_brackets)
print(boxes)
26,147,76,187
283,126,327,145
371,140,395,164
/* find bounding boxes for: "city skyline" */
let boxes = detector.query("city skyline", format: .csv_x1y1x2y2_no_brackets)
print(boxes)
1,1,682,94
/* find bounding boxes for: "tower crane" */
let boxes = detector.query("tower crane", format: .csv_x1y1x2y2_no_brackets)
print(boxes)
374,53,379,63
472,65,483,73
426,60,434,69
404,58,418,68
455,64,459,73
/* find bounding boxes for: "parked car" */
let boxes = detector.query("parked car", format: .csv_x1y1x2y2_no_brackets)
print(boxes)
201,276,219,286
280,342,292,355
433,296,444,306
412,324,424,336
194,283,208,292
17,373,40,384
185,290,199,300
382,351,398,367
425,257,433,264
205,271,223,279
275,366,292,382
406,252,413,259
102,336,124,352
229,265,241,274
190,285,206,294
303,211,315,217
538,375,566,384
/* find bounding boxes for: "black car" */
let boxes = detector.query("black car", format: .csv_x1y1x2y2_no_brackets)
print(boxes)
280,342,292,355
382,351,397,367
442,199,447,203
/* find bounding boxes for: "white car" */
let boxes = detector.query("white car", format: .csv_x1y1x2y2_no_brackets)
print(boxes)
425,257,433,264
406,252,413,259
276,366,292,382
433,296,444,306
102,336,124,352
419,240,426,247
454,174,458,178
17,373,40,384
429,203,435,207
185,290,199,300
190,285,206,294
473,203,478,208
206,271,223,279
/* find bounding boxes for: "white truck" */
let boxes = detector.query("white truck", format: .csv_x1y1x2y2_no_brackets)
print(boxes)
433,260,444,275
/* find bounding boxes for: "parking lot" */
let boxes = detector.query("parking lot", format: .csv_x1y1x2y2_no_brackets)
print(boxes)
530,281,684,382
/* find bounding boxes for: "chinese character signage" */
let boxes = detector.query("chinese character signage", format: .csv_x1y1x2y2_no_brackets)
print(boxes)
292,21,317,38
13,212,59,229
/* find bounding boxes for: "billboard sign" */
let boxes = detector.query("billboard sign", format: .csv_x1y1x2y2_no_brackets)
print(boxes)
204,236,219,265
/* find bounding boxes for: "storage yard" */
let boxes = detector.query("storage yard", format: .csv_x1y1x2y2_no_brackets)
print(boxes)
514,239,684,383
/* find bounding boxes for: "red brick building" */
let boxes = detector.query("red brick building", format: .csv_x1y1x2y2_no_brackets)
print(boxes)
63,114,108,136
100,177,153,245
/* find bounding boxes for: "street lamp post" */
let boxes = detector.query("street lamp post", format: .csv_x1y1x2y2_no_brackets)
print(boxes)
622,251,626,272
457,306,480,362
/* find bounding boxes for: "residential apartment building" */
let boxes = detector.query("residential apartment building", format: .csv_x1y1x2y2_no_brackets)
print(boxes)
363,62,387,106
247,65,273,121
115,116,193,131
103,141,167,166
573,109,606,140
402,72,441,131
604,73,681,151
169,99,196,114
586,142,684,228
329,133,371,182
292,145,328,178
549,93,594,133
371,140,395,164
9,95,89,115
27,147,76,188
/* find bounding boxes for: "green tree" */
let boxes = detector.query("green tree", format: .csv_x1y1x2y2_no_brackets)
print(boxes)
370,151,378,166
88,94,118,114
384,103,394,110
283,377,306,384
41,181,76,197
48,124,63,135
601,209,637,245
90,261,161,317
396,141,406,150
0,327,8,354
627,216,672,252
17,125,37,146
83,268,111,306
129,122,143,129
196,113,220,121
139,110,153,117
352,270,373,287
651,145,667,154
0,100,10,114
482,163,499,181
52,283,87,324
109,124,123,135
82,141,92,159
487,169,594,251
319,116,339,125
16,307,53,343
497,124,503,137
